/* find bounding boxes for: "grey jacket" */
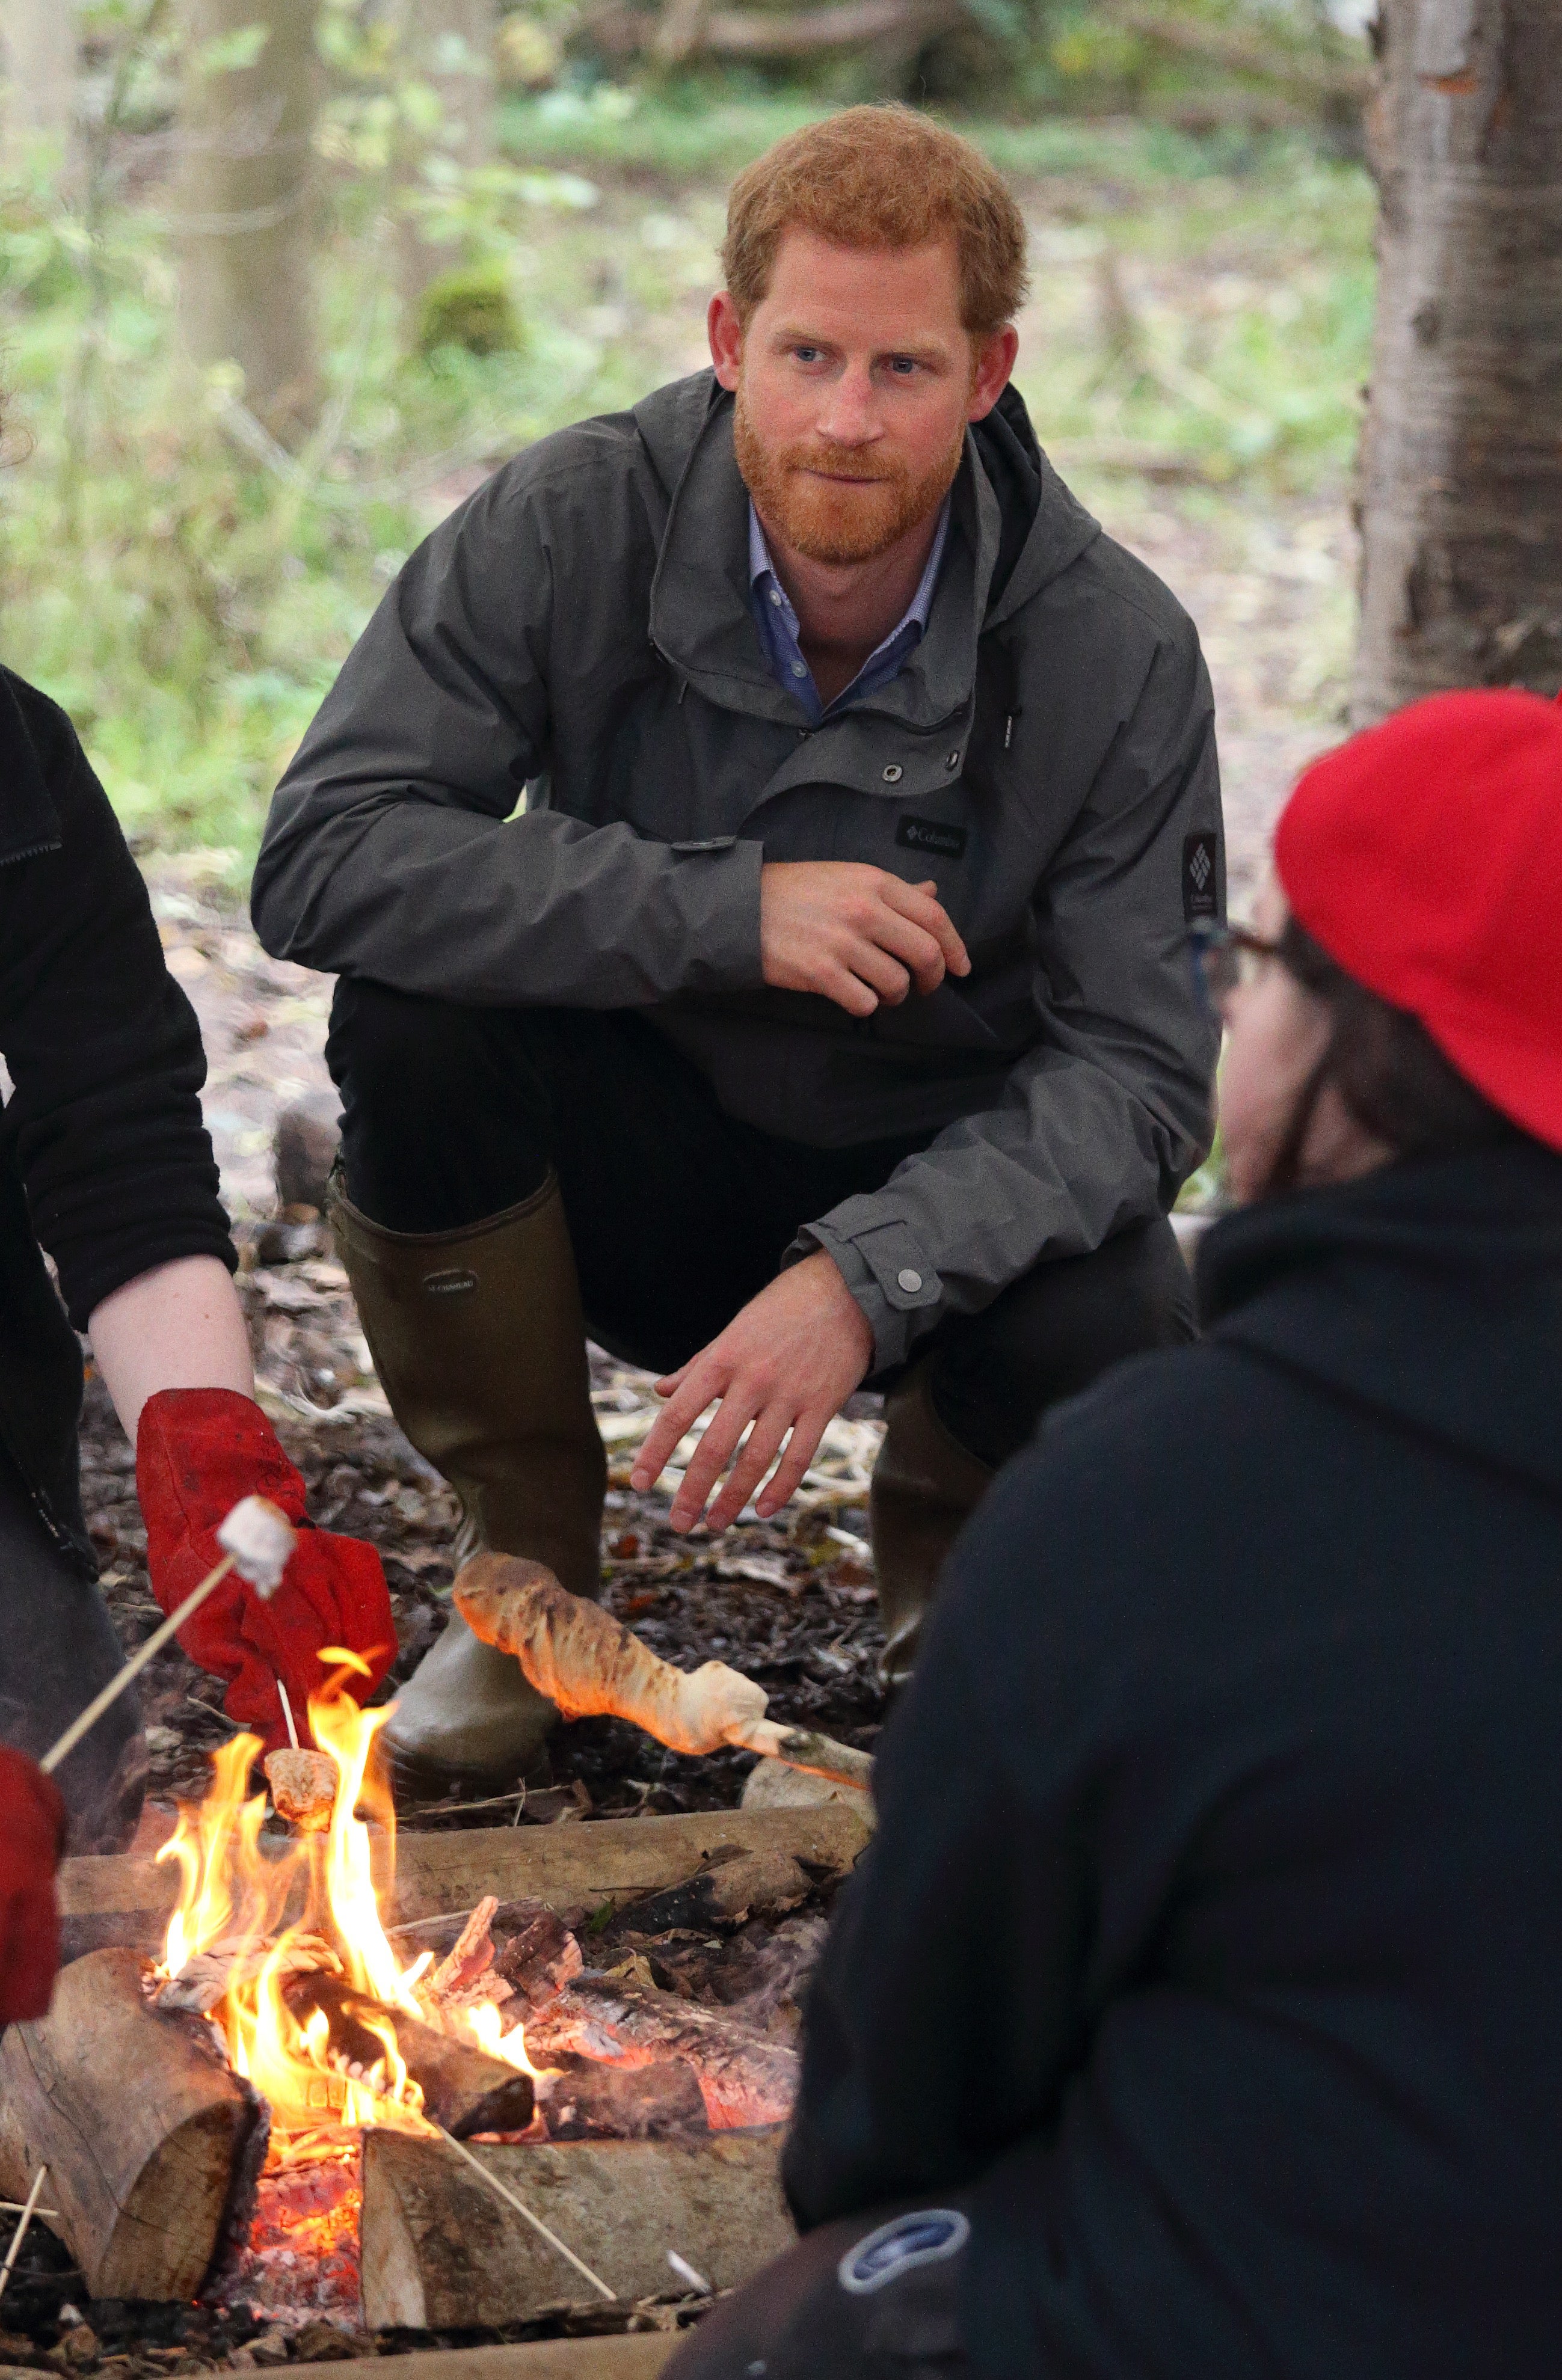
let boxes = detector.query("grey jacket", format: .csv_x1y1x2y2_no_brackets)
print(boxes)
253,371,1223,1369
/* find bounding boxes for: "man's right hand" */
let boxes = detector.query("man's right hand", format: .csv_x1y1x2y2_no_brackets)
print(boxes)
760,863,970,1017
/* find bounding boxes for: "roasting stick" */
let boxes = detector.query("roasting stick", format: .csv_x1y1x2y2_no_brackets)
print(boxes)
434,2124,616,2302
40,1498,298,1778
277,1679,301,1750
0,2166,49,2301
454,1553,874,1791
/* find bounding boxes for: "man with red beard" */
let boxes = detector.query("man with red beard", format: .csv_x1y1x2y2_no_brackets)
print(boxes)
253,106,1222,1790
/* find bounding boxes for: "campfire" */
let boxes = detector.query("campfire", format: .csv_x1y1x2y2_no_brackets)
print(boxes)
1,1672,822,2338
135,1676,547,2321
149,1676,542,2140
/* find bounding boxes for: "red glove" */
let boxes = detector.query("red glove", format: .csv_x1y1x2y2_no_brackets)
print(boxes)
137,1389,396,1750
0,1748,66,2025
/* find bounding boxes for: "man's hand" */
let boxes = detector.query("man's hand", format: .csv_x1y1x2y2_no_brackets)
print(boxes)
761,863,969,1018
629,1253,874,1533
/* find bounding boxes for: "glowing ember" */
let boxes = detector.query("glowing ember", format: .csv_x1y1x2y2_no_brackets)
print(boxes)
152,1672,541,2145
212,2136,364,2326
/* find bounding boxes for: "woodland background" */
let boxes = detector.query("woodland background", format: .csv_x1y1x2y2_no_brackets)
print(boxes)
0,0,1392,891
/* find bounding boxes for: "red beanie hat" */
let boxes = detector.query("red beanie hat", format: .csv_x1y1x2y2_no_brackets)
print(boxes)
1274,689,1562,1152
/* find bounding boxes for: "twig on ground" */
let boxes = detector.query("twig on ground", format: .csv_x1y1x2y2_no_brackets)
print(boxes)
0,2166,50,2299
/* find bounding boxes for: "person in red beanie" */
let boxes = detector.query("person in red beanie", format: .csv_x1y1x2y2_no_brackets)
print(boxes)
0,660,394,1860
667,687,1562,2380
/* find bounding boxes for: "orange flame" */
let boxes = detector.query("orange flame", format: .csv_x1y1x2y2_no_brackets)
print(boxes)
155,1674,538,2141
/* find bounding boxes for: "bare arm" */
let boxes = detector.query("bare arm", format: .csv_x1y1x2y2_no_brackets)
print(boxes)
88,1256,254,1442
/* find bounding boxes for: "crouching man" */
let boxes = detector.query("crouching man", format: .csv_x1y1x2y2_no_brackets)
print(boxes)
251,104,1222,1792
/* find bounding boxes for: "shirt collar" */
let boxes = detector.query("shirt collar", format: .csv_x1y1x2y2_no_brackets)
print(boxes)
747,497,952,643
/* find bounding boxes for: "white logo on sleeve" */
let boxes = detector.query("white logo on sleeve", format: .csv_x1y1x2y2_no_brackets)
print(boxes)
837,2209,970,2295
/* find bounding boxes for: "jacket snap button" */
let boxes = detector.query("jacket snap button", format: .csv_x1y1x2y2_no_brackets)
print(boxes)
897,1267,923,1293
882,764,903,784
946,749,961,769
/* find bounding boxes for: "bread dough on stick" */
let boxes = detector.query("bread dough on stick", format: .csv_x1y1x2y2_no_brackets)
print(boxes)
454,1553,770,1755
265,1749,337,1831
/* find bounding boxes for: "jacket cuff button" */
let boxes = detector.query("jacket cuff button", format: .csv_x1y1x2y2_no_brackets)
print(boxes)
897,1268,923,1293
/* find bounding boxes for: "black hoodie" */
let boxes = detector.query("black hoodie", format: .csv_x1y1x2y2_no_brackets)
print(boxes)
0,669,233,1570
784,1142,1562,2379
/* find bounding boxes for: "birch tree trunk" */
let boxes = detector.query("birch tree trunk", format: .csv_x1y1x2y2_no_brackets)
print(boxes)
1353,0,1562,721
173,0,321,443
4,0,78,162
396,0,496,315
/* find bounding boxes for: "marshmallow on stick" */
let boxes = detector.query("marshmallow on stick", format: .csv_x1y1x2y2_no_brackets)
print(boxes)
42,1496,298,1779
454,1553,873,1790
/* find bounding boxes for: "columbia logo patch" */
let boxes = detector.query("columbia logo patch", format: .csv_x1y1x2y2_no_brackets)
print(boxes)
896,816,968,859
1182,831,1219,921
837,2209,970,2295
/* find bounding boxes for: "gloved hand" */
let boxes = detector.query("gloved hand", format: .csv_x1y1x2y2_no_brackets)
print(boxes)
0,1747,66,2025
137,1389,396,1749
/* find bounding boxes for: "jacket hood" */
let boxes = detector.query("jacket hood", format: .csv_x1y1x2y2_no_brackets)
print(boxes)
1197,1141,1562,1506
629,370,1099,641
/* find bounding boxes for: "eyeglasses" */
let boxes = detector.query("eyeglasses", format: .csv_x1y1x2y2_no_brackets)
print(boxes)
1185,919,1285,1007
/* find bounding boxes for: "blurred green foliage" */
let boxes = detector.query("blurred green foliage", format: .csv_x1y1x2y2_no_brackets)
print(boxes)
415,265,524,357
0,7,1372,869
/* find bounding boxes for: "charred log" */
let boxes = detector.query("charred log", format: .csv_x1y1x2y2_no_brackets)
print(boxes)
526,1974,799,2131
534,2053,708,2142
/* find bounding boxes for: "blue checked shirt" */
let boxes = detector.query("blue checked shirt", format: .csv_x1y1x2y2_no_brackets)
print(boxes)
748,498,951,726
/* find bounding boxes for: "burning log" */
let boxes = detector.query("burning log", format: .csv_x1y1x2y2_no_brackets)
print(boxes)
278,1972,535,2139
493,1904,585,2008
359,2129,793,2328
455,1554,874,1790
527,1974,800,2131
0,1949,266,2300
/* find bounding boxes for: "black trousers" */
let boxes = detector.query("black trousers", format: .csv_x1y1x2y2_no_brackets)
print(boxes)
0,1452,145,1853
327,983,1194,1470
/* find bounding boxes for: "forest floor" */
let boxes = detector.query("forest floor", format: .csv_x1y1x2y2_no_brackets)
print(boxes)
70,141,1360,1848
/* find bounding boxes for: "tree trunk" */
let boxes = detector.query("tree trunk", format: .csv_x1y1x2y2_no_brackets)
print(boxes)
396,0,496,317
3,0,77,152
173,0,321,443
1353,0,1562,721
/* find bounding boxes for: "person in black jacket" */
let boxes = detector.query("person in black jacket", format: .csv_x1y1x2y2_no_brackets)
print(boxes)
0,669,398,1855
665,685,1562,2380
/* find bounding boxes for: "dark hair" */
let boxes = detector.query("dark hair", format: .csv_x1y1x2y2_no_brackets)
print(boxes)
1262,917,1520,1194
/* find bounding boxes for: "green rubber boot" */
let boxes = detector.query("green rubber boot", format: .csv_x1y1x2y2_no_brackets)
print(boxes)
869,1361,993,1693
330,1173,606,1791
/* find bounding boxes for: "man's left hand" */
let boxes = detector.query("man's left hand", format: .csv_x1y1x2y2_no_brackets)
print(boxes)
630,1254,873,1532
